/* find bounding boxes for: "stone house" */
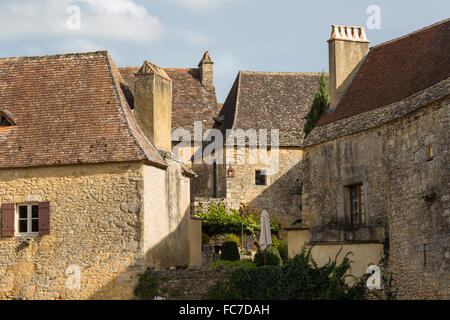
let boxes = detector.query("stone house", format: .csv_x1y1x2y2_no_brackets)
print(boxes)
291,20,449,298
119,52,221,200
211,71,325,229
0,51,201,299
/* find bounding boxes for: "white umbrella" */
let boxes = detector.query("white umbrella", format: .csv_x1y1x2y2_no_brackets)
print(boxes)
259,210,272,265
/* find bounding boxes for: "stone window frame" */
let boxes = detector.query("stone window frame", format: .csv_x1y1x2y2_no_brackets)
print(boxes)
341,175,369,227
15,203,40,236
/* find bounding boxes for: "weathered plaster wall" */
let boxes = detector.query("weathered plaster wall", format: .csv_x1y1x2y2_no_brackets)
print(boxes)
224,147,303,229
287,229,383,278
0,162,145,300
143,160,192,270
188,217,202,267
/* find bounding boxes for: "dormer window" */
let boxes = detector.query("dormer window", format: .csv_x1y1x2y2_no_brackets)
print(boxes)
1,116,10,126
0,111,15,127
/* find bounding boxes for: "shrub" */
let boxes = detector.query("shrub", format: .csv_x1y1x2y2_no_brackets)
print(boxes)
202,233,210,245
134,272,160,300
254,246,282,267
224,234,240,246
209,259,256,269
276,239,289,262
221,241,240,261
204,246,368,300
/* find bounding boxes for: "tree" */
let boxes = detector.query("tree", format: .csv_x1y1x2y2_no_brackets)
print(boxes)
303,72,329,138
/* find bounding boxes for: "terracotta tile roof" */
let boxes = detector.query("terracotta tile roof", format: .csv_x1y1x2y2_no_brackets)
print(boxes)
317,18,450,127
217,71,325,146
119,66,218,139
0,51,166,169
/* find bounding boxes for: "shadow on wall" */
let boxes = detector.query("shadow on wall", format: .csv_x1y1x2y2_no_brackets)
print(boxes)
244,161,303,229
89,209,192,300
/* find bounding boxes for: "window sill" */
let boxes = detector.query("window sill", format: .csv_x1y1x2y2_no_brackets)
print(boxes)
15,233,39,237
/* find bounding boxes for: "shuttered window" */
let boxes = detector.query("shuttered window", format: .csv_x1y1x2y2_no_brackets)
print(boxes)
1,203,15,237
1,202,50,237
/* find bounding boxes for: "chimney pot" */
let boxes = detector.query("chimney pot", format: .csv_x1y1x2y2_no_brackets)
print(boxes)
198,51,214,87
328,25,370,109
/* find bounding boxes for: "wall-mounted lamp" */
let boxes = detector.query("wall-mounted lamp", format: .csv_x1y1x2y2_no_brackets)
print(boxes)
227,166,235,178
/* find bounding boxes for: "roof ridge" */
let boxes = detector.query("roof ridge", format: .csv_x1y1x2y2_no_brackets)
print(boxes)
104,53,167,168
240,71,326,76
0,50,108,62
233,72,244,130
370,18,450,50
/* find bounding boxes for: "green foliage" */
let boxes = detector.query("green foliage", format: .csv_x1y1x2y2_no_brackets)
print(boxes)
202,233,210,245
273,238,288,263
210,259,256,269
221,241,240,261
205,246,368,300
195,203,280,237
224,234,240,246
134,272,160,300
304,72,330,138
254,245,283,267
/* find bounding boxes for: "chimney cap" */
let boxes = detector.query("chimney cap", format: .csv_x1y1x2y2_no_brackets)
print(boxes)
328,25,370,43
198,51,213,66
137,60,172,82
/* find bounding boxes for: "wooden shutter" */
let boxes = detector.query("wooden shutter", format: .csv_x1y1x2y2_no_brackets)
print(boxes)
38,202,50,235
1,203,15,237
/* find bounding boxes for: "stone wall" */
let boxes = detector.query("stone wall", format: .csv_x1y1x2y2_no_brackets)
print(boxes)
0,162,146,300
301,98,449,299
385,98,449,299
224,147,303,229
149,267,232,300
0,159,197,300
302,124,387,242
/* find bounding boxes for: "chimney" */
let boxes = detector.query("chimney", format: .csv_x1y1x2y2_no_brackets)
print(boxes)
328,25,369,108
134,60,173,152
198,51,214,87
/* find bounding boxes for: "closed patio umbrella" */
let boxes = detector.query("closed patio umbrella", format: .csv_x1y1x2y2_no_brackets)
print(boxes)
259,210,272,265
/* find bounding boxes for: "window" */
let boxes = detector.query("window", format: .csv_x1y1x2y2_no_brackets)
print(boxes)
0,112,14,127
1,202,49,237
427,145,434,161
255,170,267,186
17,204,39,235
347,184,364,226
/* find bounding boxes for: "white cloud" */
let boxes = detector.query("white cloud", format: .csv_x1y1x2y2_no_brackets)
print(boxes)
0,0,162,44
164,0,239,12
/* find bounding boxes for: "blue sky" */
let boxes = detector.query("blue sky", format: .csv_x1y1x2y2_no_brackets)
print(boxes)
0,0,449,102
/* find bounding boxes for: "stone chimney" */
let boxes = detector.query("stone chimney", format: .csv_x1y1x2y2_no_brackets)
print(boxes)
198,51,214,87
328,25,369,108
134,60,173,152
